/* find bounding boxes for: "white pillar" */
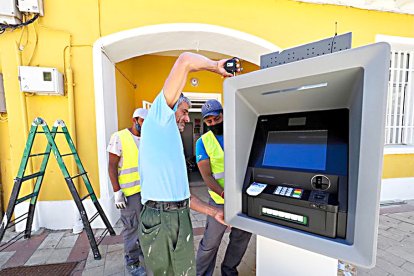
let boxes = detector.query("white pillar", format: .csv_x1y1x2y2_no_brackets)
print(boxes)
257,236,338,276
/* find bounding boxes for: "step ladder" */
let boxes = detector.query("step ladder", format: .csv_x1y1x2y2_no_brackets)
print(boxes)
0,117,115,260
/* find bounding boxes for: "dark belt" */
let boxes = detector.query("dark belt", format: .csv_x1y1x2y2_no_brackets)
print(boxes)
145,199,189,211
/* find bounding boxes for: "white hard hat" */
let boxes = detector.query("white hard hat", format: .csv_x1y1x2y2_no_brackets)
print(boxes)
132,108,148,119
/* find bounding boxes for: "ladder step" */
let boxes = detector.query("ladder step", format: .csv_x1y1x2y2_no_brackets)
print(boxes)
21,172,45,182
61,153,76,157
0,232,24,252
70,172,87,179
36,131,65,133
96,228,110,246
89,212,100,224
29,152,50,157
6,213,28,229
80,193,92,201
16,193,38,205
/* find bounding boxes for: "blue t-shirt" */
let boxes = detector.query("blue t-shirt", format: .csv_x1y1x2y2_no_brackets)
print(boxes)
139,92,190,203
196,134,224,163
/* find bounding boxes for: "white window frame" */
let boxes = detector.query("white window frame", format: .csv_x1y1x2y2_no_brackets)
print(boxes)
377,35,414,154
183,92,221,113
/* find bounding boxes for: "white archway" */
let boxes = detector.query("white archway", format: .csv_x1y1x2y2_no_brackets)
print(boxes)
92,23,280,225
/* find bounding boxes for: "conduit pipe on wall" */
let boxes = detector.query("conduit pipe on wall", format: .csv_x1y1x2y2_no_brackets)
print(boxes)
64,43,84,234
15,41,40,230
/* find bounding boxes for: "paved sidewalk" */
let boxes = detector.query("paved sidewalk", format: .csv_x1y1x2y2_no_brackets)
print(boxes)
1,184,414,275
0,184,256,276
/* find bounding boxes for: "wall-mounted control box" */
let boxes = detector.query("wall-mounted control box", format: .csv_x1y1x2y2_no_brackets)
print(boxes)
17,0,44,15
19,66,64,95
0,0,22,24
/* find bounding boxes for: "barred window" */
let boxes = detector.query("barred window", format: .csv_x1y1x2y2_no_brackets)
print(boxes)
385,50,414,145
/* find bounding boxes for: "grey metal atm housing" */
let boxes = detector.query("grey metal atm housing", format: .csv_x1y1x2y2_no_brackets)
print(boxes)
223,43,390,267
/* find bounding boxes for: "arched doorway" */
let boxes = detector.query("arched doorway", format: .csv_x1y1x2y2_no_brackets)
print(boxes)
93,23,280,225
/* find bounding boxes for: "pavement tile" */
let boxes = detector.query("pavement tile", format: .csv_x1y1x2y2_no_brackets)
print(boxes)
375,257,413,276
377,235,399,250
45,247,72,264
401,261,414,273
38,231,65,249
378,228,406,242
388,213,414,225
82,265,105,276
25,248,54,266
107,243,123,253
194,213,207,222
386,246,414,263
387,227,412,239
104,250,125,276
357,266,390,276
57,234,79,248
396,221,414,234
0,251,15,268
380,215,402,227
3,230,48,268
376,248,406,267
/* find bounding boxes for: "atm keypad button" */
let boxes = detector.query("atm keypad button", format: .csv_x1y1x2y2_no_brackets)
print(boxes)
291,214,298,221
297,216,304,222
275,186,282,194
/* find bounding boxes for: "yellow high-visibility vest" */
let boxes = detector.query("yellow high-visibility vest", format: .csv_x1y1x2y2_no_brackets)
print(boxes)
117,129,141,196
201,130,224,204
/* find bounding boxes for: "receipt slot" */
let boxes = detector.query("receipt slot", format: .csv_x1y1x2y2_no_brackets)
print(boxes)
223,43,390,267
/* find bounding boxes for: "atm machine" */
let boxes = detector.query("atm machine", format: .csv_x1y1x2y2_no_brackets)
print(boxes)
223,34,390,273
242,108,349,239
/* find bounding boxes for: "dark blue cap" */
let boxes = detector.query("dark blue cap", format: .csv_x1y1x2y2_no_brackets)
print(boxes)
201,99,223,119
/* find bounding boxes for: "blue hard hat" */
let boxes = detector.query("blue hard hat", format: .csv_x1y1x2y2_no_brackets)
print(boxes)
201,99,223,119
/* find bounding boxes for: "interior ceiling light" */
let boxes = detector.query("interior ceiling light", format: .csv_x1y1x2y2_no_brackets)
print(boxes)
262,82,328,96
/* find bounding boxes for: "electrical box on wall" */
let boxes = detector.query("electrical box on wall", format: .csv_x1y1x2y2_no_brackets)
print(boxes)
0,0,22,24
0,74,6,113
19,66,64,95
17,0,44,15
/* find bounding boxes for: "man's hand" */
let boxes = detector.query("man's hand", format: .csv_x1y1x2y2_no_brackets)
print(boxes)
217,59,238,78
212,207,227,226
114,190,127,209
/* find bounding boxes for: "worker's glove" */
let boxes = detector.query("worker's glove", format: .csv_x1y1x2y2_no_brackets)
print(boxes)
114,190,127,209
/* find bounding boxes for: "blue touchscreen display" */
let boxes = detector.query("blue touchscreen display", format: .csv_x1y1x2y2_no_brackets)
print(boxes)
263,130,328,171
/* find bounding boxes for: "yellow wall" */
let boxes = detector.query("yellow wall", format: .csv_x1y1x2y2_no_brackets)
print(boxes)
0,0,413,206
116,60,136,130
383,154,414,179
126,55,259,107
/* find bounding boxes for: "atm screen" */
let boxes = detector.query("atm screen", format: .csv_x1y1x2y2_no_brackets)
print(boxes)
263,130,328,171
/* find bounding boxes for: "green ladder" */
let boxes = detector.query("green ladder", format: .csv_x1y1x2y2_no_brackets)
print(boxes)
0,117,115,260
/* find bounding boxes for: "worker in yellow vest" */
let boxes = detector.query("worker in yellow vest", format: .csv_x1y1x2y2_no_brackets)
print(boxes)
196,100,252,276
107,108,148,276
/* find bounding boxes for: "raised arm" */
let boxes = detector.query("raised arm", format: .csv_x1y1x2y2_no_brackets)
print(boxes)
163,52,234,108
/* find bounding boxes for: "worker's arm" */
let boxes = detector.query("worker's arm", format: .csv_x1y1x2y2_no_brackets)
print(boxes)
198,159,224,197
189,194,226,225
108,153,121,192
163,52,233,108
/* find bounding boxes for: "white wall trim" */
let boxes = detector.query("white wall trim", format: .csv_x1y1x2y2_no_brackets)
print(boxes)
381,177,414,201
384,145,414,155
376,35,414,51
15,199,118,232
89,23,279,231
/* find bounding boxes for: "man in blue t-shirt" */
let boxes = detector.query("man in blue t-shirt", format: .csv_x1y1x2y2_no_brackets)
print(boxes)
195,100,252,276
138,52,236,276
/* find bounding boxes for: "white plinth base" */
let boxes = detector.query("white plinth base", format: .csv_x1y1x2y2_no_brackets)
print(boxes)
257,236,338,276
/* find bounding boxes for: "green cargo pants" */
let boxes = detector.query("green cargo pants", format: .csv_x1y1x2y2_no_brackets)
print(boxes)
139,204,196,276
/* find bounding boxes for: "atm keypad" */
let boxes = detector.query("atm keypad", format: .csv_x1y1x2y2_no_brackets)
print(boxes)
273,186,303,199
